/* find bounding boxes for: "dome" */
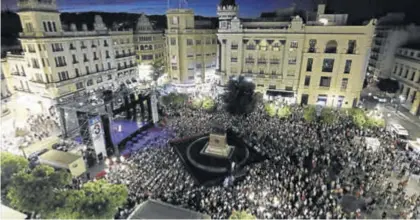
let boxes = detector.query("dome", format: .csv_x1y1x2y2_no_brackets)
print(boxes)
136,14,153,31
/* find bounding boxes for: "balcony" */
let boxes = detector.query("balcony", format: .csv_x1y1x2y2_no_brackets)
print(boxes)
115,53,136,59
52,68,116,87
324,48,337,54
270,59,280,65
246,45,255,50
28,49,36,53
257,59,267,65
245,59,255,64
318,86,330,90
52,48,64,52
117,64,136,71
231,45,238,50
14,86,32,93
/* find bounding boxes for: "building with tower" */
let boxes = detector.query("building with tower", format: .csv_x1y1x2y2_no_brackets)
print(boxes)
134,14,167,82
216,0,375,108
1,0,138,116
165,9,218,92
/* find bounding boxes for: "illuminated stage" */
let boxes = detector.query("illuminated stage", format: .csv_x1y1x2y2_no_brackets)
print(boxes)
110,119,147,146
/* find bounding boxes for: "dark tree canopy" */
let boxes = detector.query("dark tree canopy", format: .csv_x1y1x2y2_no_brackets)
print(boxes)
377,78,399,93
223,76,257,115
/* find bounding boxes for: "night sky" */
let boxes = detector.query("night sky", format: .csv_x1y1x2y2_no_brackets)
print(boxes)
1,0,312,17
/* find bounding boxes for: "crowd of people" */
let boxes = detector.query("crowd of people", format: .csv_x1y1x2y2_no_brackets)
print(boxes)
1,113,60,156
103,100,420,219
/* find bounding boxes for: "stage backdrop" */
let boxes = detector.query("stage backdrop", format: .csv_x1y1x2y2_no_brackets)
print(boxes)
89,116,107,158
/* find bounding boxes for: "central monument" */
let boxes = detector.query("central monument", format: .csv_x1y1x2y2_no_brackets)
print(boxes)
201,124,234,158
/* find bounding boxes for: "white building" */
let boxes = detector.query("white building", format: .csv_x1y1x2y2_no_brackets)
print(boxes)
1,0,138,115
390,44,420,116
368,13,420,79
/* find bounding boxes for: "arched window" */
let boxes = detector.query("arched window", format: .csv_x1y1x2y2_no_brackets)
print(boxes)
47,21,52,32
325,40,337,53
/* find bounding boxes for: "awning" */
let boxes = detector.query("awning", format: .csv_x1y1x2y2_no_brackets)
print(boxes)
266,90,294,97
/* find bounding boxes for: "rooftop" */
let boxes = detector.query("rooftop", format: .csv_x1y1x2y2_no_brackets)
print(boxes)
128,199,210,219
39,149,81,165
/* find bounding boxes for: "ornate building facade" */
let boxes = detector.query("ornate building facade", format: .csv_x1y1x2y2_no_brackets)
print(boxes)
216,0,375,108
1,0,138,114
165,9,218,92
391,45,420,116
134,14,167,82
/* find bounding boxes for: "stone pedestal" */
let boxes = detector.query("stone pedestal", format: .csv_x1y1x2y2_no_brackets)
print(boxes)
201,133,233,158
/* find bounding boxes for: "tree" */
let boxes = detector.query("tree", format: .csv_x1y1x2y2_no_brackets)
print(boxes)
229,210,256,220
277,105,292,118
377,78,399,93
303,106,316,122
223,76,257,115
320,108,338,124
264,103,276,117
7,165,71,216
76,180,128,219
0,152,28,189
202,97,216,111
150,59,165,84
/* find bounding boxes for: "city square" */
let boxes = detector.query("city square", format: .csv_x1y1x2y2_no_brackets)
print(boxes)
1,0,420,219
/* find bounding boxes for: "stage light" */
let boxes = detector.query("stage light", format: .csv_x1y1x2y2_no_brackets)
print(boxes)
112,157,117,162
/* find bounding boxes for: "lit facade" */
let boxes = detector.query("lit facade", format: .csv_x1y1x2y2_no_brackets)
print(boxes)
390,46,420,116
368,13,420,79
216,1,375,108
134,14,166,82
165,9,218,91
1,0,138,113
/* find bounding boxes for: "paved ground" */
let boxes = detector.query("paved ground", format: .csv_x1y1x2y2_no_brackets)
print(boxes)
361,85,420,140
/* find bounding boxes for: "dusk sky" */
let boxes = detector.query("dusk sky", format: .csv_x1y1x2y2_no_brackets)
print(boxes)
2,0,312,17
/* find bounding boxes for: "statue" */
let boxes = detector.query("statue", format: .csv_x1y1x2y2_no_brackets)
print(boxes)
201,123,234,158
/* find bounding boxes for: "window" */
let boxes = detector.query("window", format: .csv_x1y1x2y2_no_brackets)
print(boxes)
187,39,194,46
171,65,178,70
106,51,110,58
58,71,69,81
95,64,99,72
52,43,63,52
38,44,42,51
290,41,298,48
76,82,84,89
54,56,66,67
309,39,316,52
344,60,352,74
212,39,217,44
107,74,112,80
231,57,238,62
81,41,86,49
288,57,297,65
320,76,331,87
70,43,75,50
52,22,57,32
393,65,398,74
97,76,103,83
325,40,337,53
259,69,264,74
231,44,238,50
399,67,403,76
246,44,255,50
93,52,98,60
196,40,201,45
341,78,348,90
75,68,79,77
85,66,89,74
43,22,48,32
72,54,78,63
404,69,409,78
41,58,45,67
25,23,34,32
87,79,93,86
196,63,202,69
322,59,334,72
268,85,276,90
206,38,211,44
170,38,176,45
285,86,293,91
83,54,88,62
304,76,311,86
347,40,356,54
306,58,313,72
410,71,416,81
188,76,194,80
108,62,111,69
172,16,179,25
47,22,52,32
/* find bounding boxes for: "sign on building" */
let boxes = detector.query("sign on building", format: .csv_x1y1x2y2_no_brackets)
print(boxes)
88,116,107,158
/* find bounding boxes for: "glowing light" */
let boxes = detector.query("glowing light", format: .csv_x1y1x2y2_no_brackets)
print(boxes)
120,156,125,162
319,18,329,25
368,93,372,96
112,157,117,162
105,159,110,166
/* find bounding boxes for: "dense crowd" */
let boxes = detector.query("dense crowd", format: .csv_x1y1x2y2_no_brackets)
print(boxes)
1,113,60,156
105,102,419,219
